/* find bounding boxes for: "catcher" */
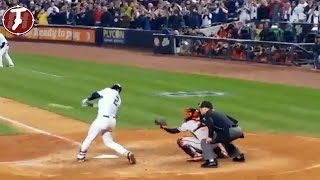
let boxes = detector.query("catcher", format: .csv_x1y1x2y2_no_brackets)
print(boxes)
155,108,228,161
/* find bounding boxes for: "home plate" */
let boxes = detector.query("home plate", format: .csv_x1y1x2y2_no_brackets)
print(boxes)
93,154,119,159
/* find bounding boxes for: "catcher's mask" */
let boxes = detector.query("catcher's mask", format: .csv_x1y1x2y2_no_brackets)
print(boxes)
184,108,199,121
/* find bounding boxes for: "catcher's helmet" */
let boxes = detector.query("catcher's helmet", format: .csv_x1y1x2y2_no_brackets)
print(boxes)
184,108,199,121
111,83,122,93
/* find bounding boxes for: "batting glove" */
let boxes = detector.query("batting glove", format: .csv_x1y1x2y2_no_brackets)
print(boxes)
81,98,89,107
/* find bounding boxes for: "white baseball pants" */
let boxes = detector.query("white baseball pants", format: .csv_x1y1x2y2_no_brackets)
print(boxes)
0,44,14,67
78,116,129,158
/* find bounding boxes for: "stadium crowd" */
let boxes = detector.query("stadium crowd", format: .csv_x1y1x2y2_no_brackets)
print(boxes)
0,0,319,31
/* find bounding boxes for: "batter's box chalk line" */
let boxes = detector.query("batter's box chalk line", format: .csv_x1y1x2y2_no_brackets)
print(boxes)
93,154,119,159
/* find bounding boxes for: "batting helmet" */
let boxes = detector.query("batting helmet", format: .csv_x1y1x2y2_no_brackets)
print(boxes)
111,83,122,93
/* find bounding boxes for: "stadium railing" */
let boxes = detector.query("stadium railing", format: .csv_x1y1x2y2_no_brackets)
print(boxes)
153,33,315,66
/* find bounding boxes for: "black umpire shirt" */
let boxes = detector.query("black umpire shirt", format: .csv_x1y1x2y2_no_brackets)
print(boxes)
200,110,238,139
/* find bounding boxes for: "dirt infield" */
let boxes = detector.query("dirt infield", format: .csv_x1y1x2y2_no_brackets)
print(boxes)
0,42,319,180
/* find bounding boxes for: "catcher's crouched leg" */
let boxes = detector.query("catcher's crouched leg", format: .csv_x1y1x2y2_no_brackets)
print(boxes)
213,145,229,159
177,138,203,161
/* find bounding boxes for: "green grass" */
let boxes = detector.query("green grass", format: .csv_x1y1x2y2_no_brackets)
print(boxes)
0,121,20,135
0,52,319,136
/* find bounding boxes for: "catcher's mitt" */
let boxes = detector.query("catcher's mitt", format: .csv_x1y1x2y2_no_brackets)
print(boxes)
154,118,168,126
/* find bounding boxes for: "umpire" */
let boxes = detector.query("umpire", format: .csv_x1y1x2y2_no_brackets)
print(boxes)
198,101,245,168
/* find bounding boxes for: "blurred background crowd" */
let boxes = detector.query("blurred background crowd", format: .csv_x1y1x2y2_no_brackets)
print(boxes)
0,0,319,42
0,0,319,31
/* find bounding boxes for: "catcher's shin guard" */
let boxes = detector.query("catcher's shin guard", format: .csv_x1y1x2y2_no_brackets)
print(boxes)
177,138,201,158
213,146,228,159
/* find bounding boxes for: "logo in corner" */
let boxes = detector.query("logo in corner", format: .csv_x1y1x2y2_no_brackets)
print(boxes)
2,5,35,36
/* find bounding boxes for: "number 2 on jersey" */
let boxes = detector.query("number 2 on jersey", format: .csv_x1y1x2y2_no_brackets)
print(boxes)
113,96,120,106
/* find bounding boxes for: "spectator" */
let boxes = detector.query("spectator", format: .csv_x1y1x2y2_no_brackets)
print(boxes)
292,0,307,22
186,6,200,28
74,6,86,25
237,4,250,23
67,6,77,25
56,5,68,25
268,0,284,23
37,8,48,25
257,0,269,21
29,1,36,14
214,1,228,23
48,6,60,24
239,24,253,39
226,23,239,38
259,22,270,41
122,2,133,20
169,8,184,30
282,2,292,22
94,5,103,26
303,0,314,19
47,2,59,17
267,24,283,42
306,2,318,24
217,25,228,38
201,7,212,27
84,4,95,26
255,23,264,40
113,10,121,27
108,2,117,16
282,24,295,42
225,0,237,17
0,3,8,20
101,6,113,27
249,0,258,20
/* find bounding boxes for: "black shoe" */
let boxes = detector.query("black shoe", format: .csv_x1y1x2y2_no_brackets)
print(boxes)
201,159,218,168
233,153,245,162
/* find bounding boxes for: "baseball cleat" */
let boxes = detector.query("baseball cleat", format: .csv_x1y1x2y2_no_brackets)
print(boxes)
201,159,218,168
77,156,86,162
77,150,87,162
127,152,136,165
232,153,245,162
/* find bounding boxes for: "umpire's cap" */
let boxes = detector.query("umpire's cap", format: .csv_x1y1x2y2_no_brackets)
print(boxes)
111,83,122,93
198,101,213,109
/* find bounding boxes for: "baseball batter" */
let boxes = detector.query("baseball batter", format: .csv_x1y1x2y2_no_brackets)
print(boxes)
0,33,14,68
158,108,228,161
77,83,136,164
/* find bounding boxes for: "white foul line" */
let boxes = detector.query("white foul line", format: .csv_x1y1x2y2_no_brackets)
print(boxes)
267,164,320,176
0,115,81,146
30,69,63,78
246,133,320,141
48,103,73,109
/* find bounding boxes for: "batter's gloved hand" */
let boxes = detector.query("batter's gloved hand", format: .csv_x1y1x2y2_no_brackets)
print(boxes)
154,118,168,129
81,98,93,107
